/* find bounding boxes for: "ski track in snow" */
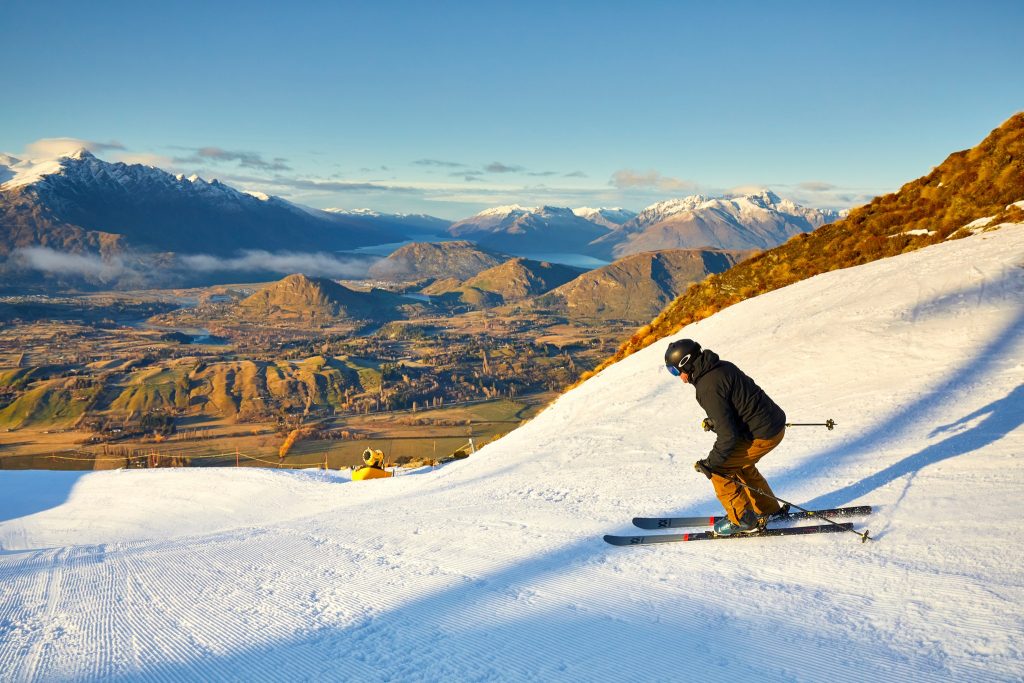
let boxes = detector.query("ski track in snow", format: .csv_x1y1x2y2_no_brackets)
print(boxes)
1,226,1023,681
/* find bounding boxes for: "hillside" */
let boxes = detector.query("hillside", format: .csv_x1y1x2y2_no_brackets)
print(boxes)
236,273,399,321
1,227,1021,680
366,240,506,281
0,356,364,428
534,248,750,322
593,113,1024,377
423,257,583,305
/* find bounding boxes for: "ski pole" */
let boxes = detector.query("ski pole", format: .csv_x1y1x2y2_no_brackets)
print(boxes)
785,419,836,430
704,419,837,432
707,466,871,543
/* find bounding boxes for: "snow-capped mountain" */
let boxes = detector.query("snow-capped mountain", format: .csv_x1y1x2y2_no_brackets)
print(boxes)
571,206,637,229
591,190,844,258
0,150,434,259
323,207,451,234
448,205,611,254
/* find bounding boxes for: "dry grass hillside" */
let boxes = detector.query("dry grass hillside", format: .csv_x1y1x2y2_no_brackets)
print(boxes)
0,355,365,429
535,248,750,322
237,273,400,322
581,112,1024,382
422,257,582,306
367,240,506,281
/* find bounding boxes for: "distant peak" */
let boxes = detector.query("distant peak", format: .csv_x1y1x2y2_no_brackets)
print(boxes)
324,207,381,217
538,205,574,215
476,204,536,217
64,148,97,161
574,206,626,213
733,189,783,206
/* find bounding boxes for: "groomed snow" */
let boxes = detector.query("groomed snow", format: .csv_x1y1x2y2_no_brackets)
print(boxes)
1,226,1022,681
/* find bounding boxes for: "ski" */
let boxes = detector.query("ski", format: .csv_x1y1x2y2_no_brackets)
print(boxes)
632,505,872,530
604,522,854,546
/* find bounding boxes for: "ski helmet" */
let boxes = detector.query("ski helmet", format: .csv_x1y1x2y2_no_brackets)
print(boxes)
664,339,701,375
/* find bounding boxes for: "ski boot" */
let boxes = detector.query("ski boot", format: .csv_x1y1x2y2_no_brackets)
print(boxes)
759,503,791,527
712,510,762,537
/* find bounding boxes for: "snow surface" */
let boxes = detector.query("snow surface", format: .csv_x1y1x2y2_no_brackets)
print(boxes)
1,226,1023,681
0,154,67,190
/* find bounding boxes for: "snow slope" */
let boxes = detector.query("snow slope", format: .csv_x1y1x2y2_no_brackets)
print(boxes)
1,226,1023,682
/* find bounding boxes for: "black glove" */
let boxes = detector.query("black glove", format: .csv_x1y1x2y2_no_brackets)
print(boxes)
694,459,714,479
701,417,716,433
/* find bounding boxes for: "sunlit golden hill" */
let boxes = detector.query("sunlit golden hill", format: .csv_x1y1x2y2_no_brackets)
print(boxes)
534,248,750,322
0,356,365,429
584,112,1024,380
422,257,582,306
237,273,400,322
367,240,506,281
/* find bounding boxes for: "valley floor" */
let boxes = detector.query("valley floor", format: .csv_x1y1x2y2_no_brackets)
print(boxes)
1,226,1022,682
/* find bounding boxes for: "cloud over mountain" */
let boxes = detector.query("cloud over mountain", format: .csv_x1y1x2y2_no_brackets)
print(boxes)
22,138,126,159
173,146,291,172
178,250,372,278
15,246,129,280
611,169,697,193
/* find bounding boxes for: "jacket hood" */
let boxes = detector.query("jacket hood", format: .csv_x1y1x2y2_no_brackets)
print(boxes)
689,349,720,383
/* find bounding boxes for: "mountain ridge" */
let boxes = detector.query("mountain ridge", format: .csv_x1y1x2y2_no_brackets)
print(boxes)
0,150,412,256
591,190,843,258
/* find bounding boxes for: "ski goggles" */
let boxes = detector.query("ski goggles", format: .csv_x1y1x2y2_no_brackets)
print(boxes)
665,352,694,376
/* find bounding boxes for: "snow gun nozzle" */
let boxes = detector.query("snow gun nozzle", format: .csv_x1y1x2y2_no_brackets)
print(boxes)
826,419,836,431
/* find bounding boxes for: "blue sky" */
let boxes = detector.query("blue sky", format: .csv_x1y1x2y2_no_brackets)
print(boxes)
2,1,1022,219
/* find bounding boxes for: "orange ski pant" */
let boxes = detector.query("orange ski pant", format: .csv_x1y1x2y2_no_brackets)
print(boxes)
710,428,785,524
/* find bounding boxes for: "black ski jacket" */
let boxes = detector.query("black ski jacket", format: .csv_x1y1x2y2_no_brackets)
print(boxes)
689,350,786,468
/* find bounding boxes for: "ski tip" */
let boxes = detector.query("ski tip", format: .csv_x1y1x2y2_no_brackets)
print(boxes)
604,534,642,546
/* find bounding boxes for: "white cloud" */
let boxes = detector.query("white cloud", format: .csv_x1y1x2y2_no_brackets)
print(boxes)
726,184,771,196
22,137,125,159
178,250,372,278
15,247,128,280
610,169,697,193
109,152,176,168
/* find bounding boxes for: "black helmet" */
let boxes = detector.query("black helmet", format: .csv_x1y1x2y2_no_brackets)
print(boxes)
665,339,701,375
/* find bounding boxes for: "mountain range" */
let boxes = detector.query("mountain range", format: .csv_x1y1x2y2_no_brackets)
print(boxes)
0,150,420,257
589,191,844,259
446,205,612,254
0,147,844,291
445,194,841,259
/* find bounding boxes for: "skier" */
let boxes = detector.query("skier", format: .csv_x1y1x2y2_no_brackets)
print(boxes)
664,338,788,536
